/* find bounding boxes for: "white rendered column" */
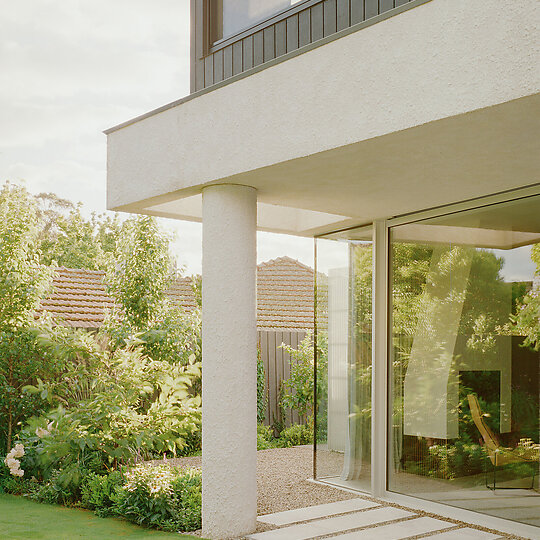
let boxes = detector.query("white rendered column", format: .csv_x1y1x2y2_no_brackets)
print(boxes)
201,184,257,538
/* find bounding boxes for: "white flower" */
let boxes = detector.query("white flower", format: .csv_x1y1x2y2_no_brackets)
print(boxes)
36,426,50,438
5,457,20,469
12,444,24,458
12,468,24,477
47,421,55,432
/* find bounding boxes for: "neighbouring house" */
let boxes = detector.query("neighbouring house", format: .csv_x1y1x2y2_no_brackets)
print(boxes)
104,1,540,537
37,257,317,427
36,266,197,330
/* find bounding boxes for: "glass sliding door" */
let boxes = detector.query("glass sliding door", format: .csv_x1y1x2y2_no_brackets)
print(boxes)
389,195,540,528
314,228,372,493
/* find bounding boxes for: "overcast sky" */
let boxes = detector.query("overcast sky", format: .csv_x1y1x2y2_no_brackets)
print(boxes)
0,0,313,275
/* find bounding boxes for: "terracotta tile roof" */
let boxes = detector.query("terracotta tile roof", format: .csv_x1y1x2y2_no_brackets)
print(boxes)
37,267,113,328
37,257,316,331
257,256,314,330
37,267,197,329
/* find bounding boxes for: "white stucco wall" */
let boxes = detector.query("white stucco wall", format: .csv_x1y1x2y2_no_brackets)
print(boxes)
107,0,539,219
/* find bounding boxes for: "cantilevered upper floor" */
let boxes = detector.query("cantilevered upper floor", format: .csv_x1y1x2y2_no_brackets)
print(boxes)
106,0,540,236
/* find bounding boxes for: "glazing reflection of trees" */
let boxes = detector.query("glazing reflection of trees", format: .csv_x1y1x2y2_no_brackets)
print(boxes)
391,239,539,481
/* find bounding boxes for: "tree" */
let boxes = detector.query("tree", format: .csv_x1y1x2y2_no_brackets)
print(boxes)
0,182,55,451
106,216,172,331
105,216,201,366
0,183,53,330
513,243,540,351
35,191,121,271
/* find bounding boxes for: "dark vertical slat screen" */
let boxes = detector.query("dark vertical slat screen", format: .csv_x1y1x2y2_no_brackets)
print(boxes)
223,45,233,79
213,49,223,83
311,3,324,42
365,0,379,19
286,14,299,53
204,55,214,87
232,41,243,75
323,0,337,37
197,0,424,90
195,59,205,91
275,20,287,57
253,30,264,66
263,26,275,62
243,36,253,70
298,10,311,47
350,0,365,24
337,0,350,31
380,0,395,12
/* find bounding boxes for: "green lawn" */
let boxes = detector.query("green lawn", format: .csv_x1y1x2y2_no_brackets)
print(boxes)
0,494,201,540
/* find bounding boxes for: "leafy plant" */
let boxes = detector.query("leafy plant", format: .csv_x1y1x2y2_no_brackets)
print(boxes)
113,465,202,532
279,424,313,447
257,424,276,450
21,327,202,481
0,328,67,453
257,349,267,424
81,470,123,516
511,244,540,351
0,183,56,451
104,215,202,368
280,332,327,423
106,216,173,332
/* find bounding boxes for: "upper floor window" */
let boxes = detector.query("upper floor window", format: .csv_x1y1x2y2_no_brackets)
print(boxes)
210,0,304,45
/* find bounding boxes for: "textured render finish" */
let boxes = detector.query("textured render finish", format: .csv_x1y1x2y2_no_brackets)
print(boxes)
107,0,539,216
201,185,257,538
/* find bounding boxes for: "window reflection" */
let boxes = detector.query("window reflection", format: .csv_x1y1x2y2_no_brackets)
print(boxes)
315,232,372,493
390,196,540,528
212,0,304,43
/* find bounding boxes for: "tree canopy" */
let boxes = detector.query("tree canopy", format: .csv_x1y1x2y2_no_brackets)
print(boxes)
0,183,53,331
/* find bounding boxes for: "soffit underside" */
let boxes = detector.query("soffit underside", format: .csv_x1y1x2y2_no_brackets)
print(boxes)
128,94,539,236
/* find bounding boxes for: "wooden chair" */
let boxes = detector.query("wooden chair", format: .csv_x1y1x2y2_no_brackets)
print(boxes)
467,393,538,490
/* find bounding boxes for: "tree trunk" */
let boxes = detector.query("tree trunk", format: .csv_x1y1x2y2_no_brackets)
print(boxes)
6,356,13,452
6,411,12,453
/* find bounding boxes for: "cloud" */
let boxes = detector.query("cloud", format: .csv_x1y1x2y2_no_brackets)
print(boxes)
0,0,317,277
4,160,106,214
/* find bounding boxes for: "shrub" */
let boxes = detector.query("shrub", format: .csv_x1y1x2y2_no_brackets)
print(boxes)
257,424,276,450
32,469,74,505
427,442,486,480
22,328,202,471
280,332,328,424
113,464,201,532
0,328,66,454
81,470,123,516
279,424,313,447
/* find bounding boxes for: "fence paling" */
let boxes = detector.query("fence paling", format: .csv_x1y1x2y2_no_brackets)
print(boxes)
258,330,306,428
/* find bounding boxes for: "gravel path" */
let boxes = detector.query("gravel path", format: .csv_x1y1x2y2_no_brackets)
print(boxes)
150,445,355,516
151,446,527,539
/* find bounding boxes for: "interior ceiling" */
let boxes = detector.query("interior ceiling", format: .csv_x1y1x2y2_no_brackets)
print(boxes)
143,94,540,236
